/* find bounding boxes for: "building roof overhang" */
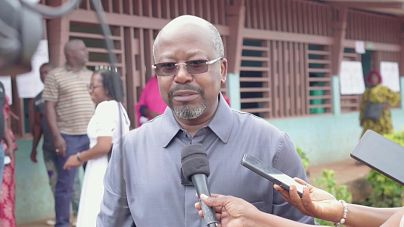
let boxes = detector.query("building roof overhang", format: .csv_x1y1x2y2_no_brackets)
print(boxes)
320,0,404,17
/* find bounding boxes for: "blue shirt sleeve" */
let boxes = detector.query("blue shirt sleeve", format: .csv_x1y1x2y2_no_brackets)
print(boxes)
272,132,315,224
97,138,135,227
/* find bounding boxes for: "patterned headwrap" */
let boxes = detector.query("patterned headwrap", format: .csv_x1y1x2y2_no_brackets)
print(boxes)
366,70,382,86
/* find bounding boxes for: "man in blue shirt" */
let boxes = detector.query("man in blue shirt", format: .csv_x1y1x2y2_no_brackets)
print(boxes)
98,15,313,227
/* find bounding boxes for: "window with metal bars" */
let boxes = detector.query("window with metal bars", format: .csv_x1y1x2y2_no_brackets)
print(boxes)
307,44,332,115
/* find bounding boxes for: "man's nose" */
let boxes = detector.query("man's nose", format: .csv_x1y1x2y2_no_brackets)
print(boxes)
174,63,192,84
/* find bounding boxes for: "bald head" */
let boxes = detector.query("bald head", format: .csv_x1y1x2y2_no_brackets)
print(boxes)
64,39,88,69
153,15,224,61
64,39,86,53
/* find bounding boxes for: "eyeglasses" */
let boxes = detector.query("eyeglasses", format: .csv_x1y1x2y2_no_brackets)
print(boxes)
87,84,102,91
152,57,223,77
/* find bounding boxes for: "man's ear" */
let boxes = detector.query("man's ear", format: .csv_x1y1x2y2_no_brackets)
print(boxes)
220,58,228,84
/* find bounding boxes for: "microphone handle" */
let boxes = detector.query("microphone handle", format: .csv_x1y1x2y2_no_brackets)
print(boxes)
191,174,218,226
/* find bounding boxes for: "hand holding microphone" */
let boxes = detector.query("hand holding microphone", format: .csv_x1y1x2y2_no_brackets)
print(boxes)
181,144,218,227
196,194,261,227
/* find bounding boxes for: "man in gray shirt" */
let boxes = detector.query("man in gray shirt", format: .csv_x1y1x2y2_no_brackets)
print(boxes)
97,15,314,227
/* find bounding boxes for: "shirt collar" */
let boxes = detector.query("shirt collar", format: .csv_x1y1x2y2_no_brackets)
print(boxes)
160,107,182,148
159,93,233,148
207,94,233,144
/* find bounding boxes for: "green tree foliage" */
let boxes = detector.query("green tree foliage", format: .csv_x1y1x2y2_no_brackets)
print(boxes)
296,147,310,170
366,170,403,207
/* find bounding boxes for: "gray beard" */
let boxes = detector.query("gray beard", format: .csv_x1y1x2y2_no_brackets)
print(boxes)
173,103,207,120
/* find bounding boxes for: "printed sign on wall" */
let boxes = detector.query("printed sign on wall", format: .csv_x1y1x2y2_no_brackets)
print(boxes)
340,61,365,95
380,61,400,92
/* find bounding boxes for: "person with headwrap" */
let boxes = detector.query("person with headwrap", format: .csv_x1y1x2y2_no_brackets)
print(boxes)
359,70,400,136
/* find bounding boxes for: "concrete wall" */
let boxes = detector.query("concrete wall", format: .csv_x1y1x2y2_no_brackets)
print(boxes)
269,109,404,165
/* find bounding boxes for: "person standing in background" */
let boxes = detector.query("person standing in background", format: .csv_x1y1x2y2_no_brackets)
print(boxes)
0,81,7,186
31,62,81,226
43,39,95,227
0,94,18,227
135,75,167,126
0,81,13,188
64,69,130,227
135,75,230,127
359,70,400,136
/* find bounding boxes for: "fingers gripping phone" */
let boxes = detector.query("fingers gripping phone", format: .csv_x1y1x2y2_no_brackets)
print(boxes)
241,154,304,197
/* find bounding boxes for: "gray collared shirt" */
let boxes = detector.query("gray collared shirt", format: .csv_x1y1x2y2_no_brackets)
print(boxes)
97,94,314,227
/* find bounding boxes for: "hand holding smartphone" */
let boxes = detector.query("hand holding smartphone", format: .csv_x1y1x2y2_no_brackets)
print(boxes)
241,154,304,197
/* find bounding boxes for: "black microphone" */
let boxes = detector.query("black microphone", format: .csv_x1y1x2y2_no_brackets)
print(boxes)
181,144,217,227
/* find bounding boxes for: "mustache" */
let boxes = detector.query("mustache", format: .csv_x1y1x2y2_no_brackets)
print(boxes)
168,84,203,97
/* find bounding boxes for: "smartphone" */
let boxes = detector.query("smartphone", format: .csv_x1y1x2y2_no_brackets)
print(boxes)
241,154,304,197
351,130,404,185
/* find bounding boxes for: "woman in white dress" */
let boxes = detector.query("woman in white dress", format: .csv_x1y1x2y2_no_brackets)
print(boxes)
64,69,130,227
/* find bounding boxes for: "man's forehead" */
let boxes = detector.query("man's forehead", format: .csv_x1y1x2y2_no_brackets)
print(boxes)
163,15,209,30
153,16,219,60
66,41,84,49
156,15,215,43
159,22,211,41
154,32,214,58
156,49,209,60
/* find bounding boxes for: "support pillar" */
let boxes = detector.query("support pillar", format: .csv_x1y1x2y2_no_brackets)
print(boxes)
225,0,245,109
331,7,347,115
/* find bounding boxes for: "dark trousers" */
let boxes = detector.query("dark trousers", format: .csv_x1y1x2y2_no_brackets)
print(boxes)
55,134,89,227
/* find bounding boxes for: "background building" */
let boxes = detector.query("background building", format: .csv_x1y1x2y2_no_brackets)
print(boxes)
10,0,404,224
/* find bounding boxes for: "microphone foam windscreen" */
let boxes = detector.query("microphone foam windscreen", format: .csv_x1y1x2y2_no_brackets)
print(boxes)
181,144,210,181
